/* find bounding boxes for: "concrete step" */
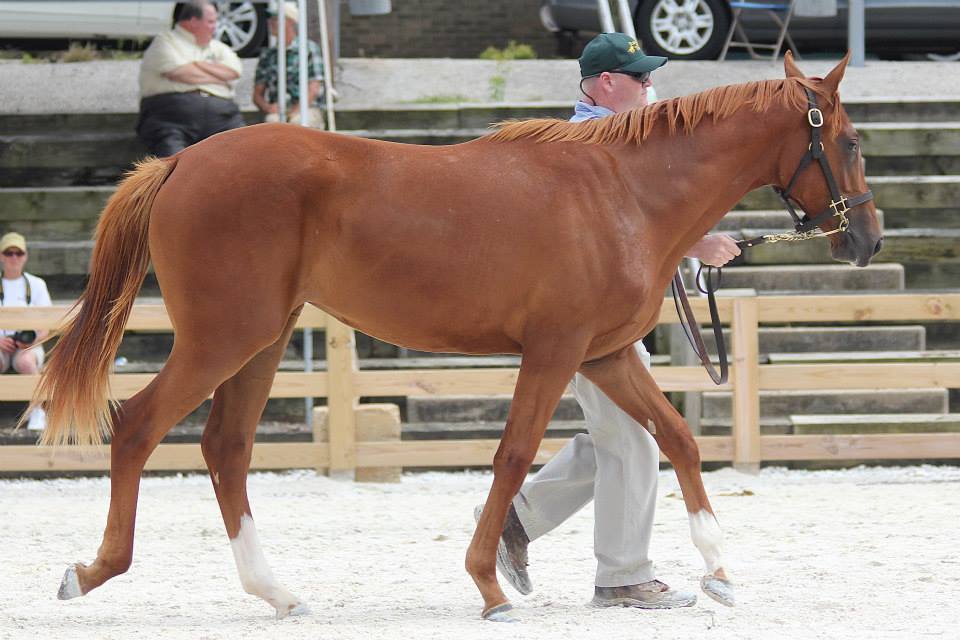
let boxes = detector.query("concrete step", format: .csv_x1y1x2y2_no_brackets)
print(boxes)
406,394,585,424
790,413,960,434
736,228,960,265
719,264,904,292
767,349,960,364
864,157,960,176
736,176,960,213
714,209,886,232
4,175,955,232
702,388,949,421
703,325,926,356
857,122,960,157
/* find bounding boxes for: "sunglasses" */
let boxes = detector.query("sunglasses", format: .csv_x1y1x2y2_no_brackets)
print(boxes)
2,250,25,257
613,70,651,84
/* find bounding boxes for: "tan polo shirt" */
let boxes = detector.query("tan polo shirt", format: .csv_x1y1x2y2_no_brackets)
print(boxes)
139,25,243,100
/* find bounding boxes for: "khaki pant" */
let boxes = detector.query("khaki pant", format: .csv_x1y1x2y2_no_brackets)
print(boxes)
513,340,659,587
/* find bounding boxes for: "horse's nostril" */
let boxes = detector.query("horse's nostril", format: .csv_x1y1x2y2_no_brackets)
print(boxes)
874,238,884,255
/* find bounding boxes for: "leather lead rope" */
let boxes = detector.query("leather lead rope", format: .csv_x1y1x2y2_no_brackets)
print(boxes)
671,267,728,385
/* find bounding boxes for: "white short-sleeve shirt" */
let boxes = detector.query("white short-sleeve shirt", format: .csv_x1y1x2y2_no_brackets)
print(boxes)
0,272,52,338
139,25,243,100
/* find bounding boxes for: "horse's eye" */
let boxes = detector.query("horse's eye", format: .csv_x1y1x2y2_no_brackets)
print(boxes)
848,140,859,152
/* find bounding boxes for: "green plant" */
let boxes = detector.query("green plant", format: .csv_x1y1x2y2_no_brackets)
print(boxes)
20,52,47,64
489,74,506,101
479,40,537,61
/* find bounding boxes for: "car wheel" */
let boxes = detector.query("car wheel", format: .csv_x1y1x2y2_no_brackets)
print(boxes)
214,1,267,57
635,0,730,60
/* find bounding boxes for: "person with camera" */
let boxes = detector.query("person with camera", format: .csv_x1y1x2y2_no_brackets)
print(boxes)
0,232,52,431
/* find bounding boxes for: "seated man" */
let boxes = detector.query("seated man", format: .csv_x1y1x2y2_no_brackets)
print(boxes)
253,2,325,128
0,232,52,431
136,0,245,157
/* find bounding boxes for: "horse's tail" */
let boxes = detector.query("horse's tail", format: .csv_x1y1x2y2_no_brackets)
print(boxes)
33,156,177,447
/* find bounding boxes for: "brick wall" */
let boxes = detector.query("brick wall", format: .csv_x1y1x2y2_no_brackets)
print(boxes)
339,1,561,58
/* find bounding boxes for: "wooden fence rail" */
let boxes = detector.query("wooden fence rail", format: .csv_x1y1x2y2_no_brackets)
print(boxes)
1,293,958,474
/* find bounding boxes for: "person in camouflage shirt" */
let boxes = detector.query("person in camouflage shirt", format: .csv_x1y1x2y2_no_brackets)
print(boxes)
253,2,325,128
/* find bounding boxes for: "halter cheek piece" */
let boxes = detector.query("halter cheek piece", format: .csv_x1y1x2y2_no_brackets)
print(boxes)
740,87,874,248
673,88,875,385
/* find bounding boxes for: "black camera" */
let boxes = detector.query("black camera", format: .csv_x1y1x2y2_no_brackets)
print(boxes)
11,330,36,345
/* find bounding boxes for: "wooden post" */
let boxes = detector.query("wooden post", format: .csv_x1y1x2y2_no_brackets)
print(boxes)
325,317,358,476
313,404,402,482
731,293,761,473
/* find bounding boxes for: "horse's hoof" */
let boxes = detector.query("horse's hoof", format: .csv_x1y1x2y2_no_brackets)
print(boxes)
482,602,518,623
276,601,311,619
700,574,735,607
58,564,84,600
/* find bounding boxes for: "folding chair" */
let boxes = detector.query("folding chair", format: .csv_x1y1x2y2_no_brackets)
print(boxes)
719,0,799,62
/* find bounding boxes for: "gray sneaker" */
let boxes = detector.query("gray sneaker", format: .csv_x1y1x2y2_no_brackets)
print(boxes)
474,504,533,595
592,580,697,609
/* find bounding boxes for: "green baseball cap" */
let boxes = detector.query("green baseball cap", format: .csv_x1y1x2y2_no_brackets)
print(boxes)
579,32,667,78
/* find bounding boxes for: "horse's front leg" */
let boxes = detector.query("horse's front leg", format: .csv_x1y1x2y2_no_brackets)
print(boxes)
579,345,735,607
467,337,587,621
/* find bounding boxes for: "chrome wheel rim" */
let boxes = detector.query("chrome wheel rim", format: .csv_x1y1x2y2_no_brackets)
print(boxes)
215,1,260,53
649,0,715,56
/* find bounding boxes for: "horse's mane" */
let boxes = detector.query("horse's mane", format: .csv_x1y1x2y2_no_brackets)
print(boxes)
489,78,840,145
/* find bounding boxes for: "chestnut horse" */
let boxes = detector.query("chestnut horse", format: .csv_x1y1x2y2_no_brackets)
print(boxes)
33,53,879,620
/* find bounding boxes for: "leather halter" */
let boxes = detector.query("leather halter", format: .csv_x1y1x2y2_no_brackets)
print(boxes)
674,88,875,385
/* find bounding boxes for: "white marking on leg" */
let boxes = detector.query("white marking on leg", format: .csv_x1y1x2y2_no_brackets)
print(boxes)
688,510,726,575
230,514,309,619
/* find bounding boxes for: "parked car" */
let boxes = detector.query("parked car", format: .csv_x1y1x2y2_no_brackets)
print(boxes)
0,1,268,57
540,0,960,60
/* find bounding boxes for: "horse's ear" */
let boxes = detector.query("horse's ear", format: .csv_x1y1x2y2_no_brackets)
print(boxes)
783,50,804,79
821,51,852,94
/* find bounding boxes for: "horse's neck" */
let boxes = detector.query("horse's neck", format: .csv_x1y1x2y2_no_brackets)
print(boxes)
616,106,791,269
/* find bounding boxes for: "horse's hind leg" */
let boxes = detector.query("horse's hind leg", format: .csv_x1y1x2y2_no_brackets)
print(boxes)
59,319,292,601
201,307,306,619
467,337,587,620
579,346,735,606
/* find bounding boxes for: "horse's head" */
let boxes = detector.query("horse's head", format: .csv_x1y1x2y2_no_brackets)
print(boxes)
777,52,883,267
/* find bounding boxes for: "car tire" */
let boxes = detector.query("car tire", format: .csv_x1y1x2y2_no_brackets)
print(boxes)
635,0,731,60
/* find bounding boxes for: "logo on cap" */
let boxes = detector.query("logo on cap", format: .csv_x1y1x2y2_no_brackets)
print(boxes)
627,39,640,53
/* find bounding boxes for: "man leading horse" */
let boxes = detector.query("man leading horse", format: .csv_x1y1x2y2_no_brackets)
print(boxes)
478,32,741,614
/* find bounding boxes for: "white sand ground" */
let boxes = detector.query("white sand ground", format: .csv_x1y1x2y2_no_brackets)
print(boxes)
1,465,958,640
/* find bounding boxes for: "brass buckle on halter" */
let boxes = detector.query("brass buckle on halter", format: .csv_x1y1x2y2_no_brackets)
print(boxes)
830,197,851,231
807,108,824,127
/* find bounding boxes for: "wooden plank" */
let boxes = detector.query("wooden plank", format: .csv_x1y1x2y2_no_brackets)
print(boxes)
731,297,761,472
657,296,733,324
1,437,736,473
759,362,960,390
756,293,960,323
354,436,734,467
356,366,729,396
3,294,957,332
0,371,327,402
761,433,960,460
0,442,330,472
325,318,358,471
0,303,328,331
